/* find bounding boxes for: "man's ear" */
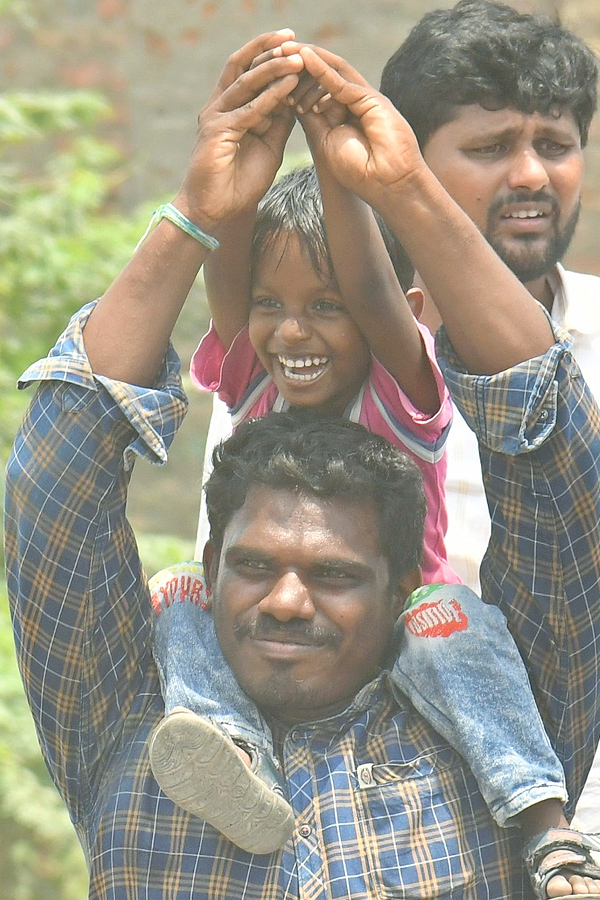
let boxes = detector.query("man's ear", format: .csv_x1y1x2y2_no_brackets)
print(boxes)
202,540,219,591
406,287,425,321
391,565,423,617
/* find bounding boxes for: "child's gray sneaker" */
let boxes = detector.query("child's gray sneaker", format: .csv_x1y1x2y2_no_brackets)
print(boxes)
149,707,294,854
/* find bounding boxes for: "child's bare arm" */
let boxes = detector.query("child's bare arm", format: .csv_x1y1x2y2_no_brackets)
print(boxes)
203,209,255,349
195,50,299,350
300,109,441,415
83,38,301,386
201,87,296,350
295,46,553,374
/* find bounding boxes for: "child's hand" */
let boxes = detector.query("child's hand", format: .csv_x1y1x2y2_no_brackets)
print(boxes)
250,41,338,121
294,79,347,150
252,40,356,156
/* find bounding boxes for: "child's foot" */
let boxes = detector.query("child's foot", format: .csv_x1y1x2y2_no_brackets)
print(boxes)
149,707,294,854
523,828,600,899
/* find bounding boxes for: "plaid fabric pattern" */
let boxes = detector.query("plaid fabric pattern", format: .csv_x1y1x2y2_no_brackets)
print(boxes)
437,322,600,819
3,303,593,899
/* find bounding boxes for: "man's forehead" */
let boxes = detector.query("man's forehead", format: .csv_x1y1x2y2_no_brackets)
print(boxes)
219,484,384,558
431,103,579,139
228,483,373,527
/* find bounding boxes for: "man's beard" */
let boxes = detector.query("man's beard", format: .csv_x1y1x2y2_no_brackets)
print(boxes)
486,192,581,284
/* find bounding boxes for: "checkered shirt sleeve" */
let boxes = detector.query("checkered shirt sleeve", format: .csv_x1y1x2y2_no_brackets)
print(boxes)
436,322,600,815
4,301,188,820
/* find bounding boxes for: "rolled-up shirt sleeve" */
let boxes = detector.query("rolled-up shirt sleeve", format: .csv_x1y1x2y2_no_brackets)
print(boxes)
435,318,600,814
5,300,188,822
18,301,187,467
435,322,569,455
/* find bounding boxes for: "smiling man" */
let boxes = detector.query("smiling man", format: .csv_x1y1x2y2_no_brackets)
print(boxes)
6,19,600,900
203,416,422,725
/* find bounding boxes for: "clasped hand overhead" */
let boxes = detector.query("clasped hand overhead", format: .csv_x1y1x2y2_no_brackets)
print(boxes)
173,31,427,236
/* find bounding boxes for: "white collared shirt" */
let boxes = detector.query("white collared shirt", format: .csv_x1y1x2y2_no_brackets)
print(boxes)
550,264,600,398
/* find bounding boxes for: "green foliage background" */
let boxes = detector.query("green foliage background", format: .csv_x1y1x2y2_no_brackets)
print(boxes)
0,11,196,893
0,88,147,460
0,1,314,891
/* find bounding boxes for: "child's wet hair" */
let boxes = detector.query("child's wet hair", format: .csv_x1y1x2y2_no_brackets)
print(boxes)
251,166,331,281
251,165,414,293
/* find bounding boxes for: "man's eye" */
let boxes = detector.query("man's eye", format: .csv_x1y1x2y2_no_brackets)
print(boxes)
466,143,505,157
235,557,271,573
315,568,357,583
536,139,571,158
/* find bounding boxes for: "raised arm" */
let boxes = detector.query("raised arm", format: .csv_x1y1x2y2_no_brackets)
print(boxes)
83,31,302,385
202,210,256,349
293,44,553,375
298,104,440,414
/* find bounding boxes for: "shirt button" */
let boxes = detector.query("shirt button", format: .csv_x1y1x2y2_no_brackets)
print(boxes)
357,763,374,787
298,824,312,838
291,730,301,742
538,409,549,421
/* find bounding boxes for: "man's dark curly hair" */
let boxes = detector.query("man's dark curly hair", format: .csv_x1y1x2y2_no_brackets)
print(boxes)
204,410,425,584
380,0,598,149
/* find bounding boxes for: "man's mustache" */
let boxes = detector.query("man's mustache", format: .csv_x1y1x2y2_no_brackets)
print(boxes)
233,615,342,648
488,189,559,218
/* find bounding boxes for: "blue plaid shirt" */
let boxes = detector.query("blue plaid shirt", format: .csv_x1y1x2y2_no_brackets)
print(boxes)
437,320,600,819
5,303,600,899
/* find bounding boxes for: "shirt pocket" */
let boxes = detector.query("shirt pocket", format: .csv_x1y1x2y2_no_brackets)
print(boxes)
59,383,97,413
354,747,478,900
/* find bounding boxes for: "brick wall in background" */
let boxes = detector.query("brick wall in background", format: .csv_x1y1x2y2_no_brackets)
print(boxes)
1,0,426,200
3,0,599,272
2,0,599,538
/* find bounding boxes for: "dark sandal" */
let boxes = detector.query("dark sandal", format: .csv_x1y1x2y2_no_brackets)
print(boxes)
523,827,600,900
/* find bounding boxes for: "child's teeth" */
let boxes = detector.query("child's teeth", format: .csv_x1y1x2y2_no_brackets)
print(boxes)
280,356,327,368
278,355,329,379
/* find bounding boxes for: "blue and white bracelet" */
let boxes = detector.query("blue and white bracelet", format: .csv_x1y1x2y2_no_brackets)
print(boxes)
136,202,220,251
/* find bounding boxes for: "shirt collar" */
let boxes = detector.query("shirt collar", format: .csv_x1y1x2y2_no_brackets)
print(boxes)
269,671,395,745
550,263,600,336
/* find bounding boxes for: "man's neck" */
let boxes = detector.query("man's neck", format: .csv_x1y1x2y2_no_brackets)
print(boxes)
525,274,555,312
